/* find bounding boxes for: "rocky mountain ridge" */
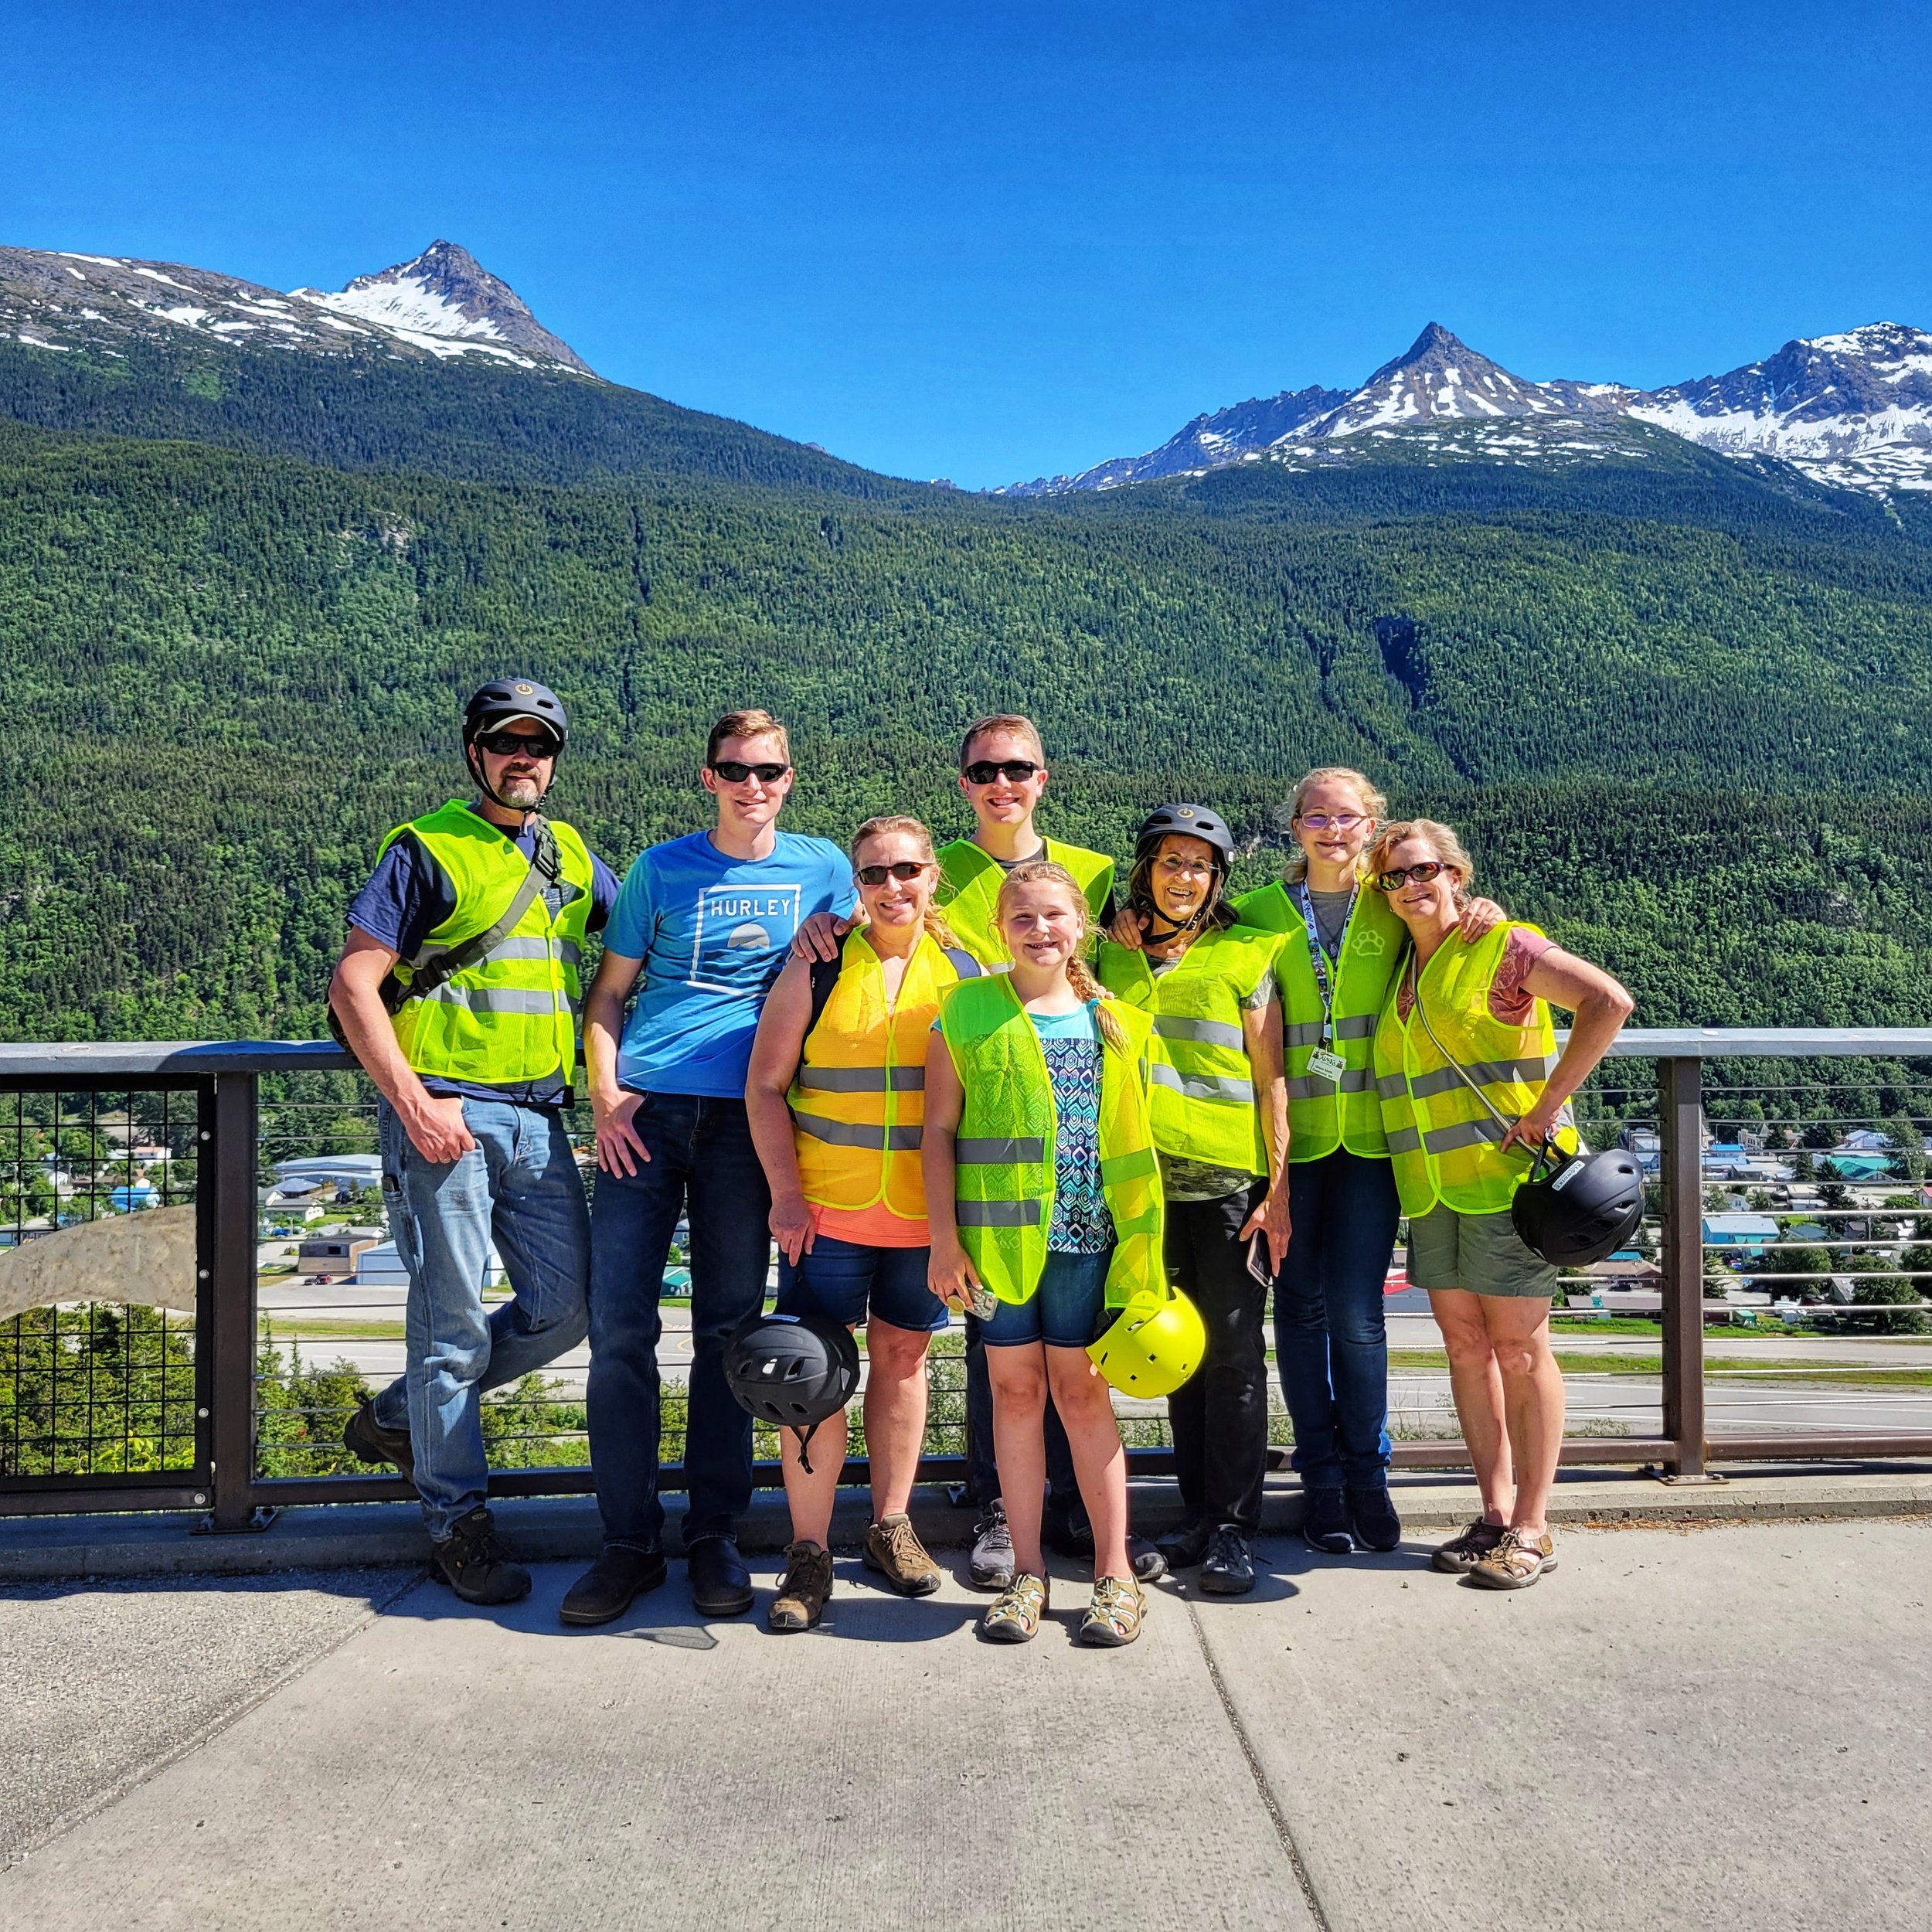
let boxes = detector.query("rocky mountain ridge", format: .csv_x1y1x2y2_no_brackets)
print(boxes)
0,239,592,374
1004,321,1932,498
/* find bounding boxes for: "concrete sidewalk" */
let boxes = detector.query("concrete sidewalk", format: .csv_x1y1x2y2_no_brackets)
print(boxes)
3,1516,1928,1930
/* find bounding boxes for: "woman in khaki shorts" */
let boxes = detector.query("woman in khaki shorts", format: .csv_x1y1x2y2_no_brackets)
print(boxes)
1368,821,1632,1589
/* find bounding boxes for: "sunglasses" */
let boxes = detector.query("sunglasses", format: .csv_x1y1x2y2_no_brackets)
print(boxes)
962,759,1040,785
855,860,933,886
709,760,791,784
474,730,560,758
1376,861,1454,890
1297,811,1366,831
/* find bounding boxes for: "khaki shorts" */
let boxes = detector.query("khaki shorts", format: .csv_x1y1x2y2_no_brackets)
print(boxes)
1406,1203,1557,1298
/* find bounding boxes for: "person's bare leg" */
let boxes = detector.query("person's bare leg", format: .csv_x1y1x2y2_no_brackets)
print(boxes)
864,1318,931,1520
1430,1288,1513,1523
1484,1297,1564,1533
985,1343,1049,1575
778,1402,847,1549
1045,1349,1129,1583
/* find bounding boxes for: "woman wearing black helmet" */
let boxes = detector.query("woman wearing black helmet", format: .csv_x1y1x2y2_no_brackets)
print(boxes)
1097,804,1289,1594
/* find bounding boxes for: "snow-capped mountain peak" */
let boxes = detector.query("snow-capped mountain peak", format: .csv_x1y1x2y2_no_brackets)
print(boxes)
292,241,592,373
1628,322,1932,491
1289,322,1628,438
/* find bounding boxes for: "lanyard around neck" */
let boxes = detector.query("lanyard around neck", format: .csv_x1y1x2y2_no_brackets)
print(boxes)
1294,879,1357,1048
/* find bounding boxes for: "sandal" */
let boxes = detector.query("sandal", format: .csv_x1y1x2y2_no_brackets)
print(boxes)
1468,1527,1557,1590
1432,1519,1506,1575
1077,1574,1145,1648
980,1572,1049,1643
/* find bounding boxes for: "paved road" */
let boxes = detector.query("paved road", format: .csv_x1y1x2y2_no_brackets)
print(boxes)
3,1518,1927,1928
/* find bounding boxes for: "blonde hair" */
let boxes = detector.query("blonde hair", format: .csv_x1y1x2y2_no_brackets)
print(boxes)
1282,766,1389,885
849,814,963,952
1365,818,1475,906
959,713,1046,771
993,859,1128,1053
706,709,790,767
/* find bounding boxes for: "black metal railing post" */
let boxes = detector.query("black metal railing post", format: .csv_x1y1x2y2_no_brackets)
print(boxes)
1658,1055,1709,1479
202,1070,266,1530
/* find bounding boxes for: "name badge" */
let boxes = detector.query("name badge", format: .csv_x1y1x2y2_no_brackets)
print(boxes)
1306,1047,1347,1086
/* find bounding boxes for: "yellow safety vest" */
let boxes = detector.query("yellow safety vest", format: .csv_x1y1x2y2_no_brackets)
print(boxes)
787,930,969,1222
937,975,1164,1310
384,801,595,1090
1372,921,1579,1219
1096,926,1278,1174
935,837,1114,968
1235,878,1403,1162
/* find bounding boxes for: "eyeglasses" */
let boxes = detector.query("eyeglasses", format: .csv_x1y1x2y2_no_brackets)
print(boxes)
1156,853,1216,878
709,760,791,784
855,860,932,886
1297,811,1366,831
962,760,1040,785
1375,862,1452,890
474,730,560,758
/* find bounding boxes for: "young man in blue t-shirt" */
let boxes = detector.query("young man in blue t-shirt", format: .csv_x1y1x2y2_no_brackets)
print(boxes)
562,709,856,1625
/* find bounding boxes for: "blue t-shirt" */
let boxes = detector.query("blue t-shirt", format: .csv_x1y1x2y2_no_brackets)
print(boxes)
345,804,621,1109
604,829,856,1098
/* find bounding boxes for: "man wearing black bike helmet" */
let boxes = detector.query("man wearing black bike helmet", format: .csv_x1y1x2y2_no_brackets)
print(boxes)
329,679,622,1609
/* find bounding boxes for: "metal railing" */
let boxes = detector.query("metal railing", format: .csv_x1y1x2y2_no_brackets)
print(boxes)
4,1030,1932,1528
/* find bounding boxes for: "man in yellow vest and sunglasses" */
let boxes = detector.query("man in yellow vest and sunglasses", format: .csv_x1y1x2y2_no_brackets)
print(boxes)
329,679,621,1607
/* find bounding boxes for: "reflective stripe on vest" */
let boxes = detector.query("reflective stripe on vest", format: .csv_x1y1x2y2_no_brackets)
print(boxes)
934,838,1116,969
385,801,595,1090
937,975,1165,1308
1370,921,1580,1219
1097,927,1275,1175
787,930,964,1221
1236,879,1403,1163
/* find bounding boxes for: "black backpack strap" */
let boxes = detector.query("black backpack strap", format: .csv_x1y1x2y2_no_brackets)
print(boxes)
403,815,563,1003
805,930,851,1041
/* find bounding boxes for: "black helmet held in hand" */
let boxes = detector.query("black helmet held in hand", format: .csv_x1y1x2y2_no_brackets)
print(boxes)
723,1310,861,1473
1512,1143,1646,1268
1134,802,1235,866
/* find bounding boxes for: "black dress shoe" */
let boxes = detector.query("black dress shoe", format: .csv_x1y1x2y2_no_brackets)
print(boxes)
1155,1518,1216,1570
1302,1488,1355,1554
1198,1525,1257,1596
1348,1485,1403,1552
687,1534,754,1617
560,1545,668,1626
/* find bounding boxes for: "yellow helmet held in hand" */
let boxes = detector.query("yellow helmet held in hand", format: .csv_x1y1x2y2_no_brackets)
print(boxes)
1087,1282,1205,1398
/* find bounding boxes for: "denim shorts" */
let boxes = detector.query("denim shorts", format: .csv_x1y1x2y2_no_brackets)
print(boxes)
775,1233,948,1335
1406,1203,1558,1298
980,1247,1114,1349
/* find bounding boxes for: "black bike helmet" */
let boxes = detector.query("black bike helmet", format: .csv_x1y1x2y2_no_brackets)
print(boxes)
1134,802,1235,865
463,678,569,752
723,1310,861,1473
1512,1144,1646,1267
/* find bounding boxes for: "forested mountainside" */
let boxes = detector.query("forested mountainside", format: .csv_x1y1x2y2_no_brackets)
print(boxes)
2,415,1930,1043
0,338,902,496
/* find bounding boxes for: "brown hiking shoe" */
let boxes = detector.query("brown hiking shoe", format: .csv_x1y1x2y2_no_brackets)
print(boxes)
768,1540,834,1632
863,1512,942,1597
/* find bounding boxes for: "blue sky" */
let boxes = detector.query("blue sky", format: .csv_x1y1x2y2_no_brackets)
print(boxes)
6,2,1930,487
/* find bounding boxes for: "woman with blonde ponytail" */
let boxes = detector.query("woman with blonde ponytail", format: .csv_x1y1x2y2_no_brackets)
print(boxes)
925,861,1165,1647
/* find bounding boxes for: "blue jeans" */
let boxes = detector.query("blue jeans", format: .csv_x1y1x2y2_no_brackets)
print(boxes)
1274,1150,1400,1491
374,1098,591,1541
964,1279,1085,1527
586,1093,771,1551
